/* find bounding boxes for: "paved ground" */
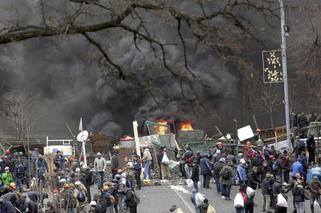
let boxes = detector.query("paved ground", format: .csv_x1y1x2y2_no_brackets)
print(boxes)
134,180,313,213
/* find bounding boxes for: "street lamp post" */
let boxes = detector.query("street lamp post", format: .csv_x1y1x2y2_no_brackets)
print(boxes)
278,0,291,150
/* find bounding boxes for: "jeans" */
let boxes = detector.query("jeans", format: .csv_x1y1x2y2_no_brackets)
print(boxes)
295,201,305,213
144,160,152,179
97,171,104,189
118,194,125,211
17,177,23,192
245,203,253,213
67,208,76,213
283,170,289,183
135,169,141,189
262,194,271,211
221,184,231,198
214,177,221,194
193,181,199,192
129,207,137,213
235,207,245,213
161,164,170,179
203,174,211,188
311,196,321,213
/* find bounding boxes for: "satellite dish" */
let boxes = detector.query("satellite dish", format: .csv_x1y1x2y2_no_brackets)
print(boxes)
77,130,89,142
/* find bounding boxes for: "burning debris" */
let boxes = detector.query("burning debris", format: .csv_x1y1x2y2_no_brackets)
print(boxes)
180,121,194,131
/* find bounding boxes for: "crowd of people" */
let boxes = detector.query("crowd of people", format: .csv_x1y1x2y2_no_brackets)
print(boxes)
0,148,141,213
0,130,320,213
168,133,320,213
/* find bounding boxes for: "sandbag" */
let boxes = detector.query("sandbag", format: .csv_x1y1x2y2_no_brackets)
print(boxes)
169,160,180,169
314,200,320,209
276,193,288,208
186,179,193,188
162,153,170,165
246,186,255,198
234,193,244,208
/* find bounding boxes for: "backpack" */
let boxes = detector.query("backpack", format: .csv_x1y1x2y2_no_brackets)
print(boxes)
221,168,230,179
133,192,140,204
102,192,114,207
240,192,248,204
77,190,86,203
64,190,77,208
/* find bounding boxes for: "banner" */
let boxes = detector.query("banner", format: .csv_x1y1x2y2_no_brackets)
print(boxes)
44,145,73,156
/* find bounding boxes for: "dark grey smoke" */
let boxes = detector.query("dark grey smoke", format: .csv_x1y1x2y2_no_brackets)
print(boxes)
1,0,314,138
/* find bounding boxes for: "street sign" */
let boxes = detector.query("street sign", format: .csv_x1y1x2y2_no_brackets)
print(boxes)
262,50,283,83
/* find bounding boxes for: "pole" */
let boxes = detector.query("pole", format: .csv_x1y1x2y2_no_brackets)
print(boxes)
133,121,143,178
82,141,87,167
279,0,291,151
133,121,141,157
233,119,239,158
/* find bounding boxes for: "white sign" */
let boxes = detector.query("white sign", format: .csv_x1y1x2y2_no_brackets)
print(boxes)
44,145,73,156
237,125,254,141
267,140,290,151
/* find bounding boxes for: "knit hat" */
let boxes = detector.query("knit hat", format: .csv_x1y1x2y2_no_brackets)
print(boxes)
169,205,177,212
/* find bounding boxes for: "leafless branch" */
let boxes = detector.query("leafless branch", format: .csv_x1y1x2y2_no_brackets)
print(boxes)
82,32,125,79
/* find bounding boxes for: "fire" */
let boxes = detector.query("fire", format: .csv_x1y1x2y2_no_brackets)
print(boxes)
155,120,169,135
180,121,193,131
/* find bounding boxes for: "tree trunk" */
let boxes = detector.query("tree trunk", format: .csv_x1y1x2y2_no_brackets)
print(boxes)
270,108,274,128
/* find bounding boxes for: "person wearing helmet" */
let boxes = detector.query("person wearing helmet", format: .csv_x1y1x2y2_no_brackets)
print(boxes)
2,167,13,187
94,152,106,190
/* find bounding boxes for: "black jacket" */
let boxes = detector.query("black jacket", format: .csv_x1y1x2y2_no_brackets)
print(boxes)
261,178,273,195
293,186,305,202
247,171,259,190
191,165,200,182
124,190,138,207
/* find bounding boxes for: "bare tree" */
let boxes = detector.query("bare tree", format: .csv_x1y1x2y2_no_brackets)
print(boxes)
2,94,41,151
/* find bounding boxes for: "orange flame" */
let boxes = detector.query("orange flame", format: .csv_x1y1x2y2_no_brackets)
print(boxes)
155,120,169,135
180,121,193,131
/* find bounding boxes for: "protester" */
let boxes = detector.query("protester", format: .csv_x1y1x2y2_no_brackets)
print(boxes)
160,147,170,179
261,173,273,212
94,152,106,190
111,151,119,180
292,179,306,213
37,155,48,187
142,148,153,179
124,189,139,213
308,176,321,213
132,154,142,190
234,184,248,213
220,160,234,200
213,158,225,194
191,159,200,192
2,167,14,187
307,134,316,163
237,159,248,185
200,154,212,189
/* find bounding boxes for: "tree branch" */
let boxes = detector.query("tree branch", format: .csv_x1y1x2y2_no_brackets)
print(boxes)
82,32,125,79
